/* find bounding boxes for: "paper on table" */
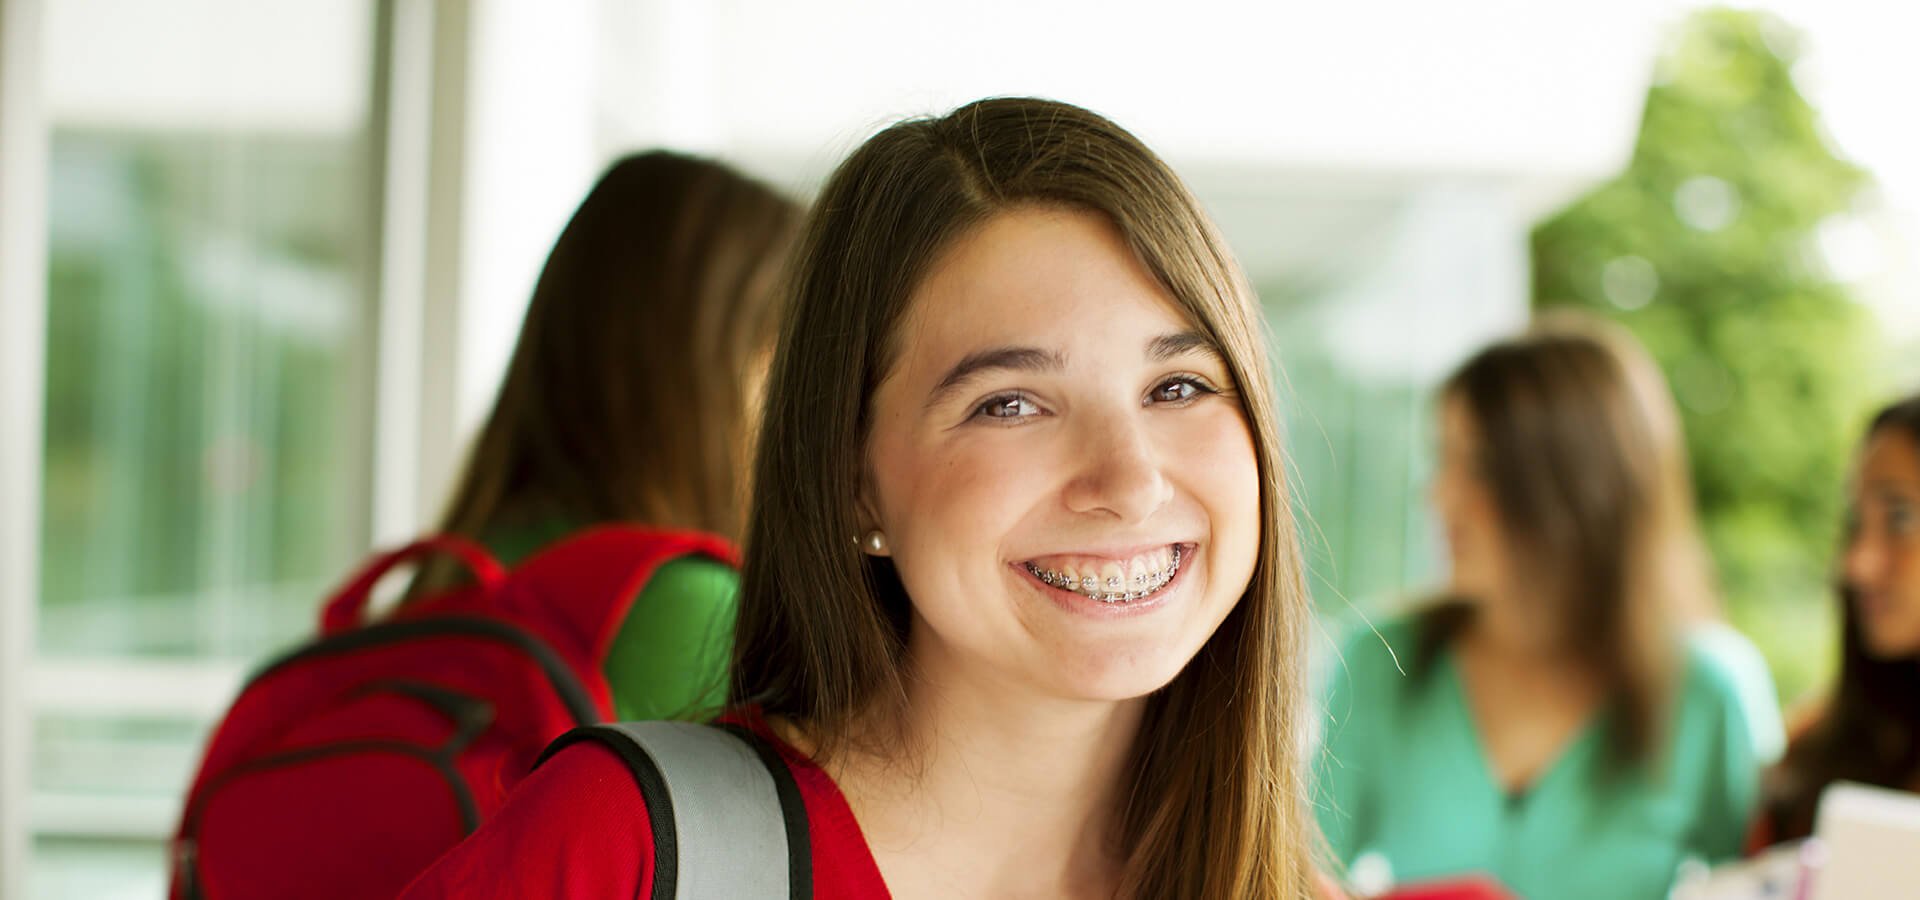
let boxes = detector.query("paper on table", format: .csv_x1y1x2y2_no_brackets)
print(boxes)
1808,781,1920,900
1668,842,1806,900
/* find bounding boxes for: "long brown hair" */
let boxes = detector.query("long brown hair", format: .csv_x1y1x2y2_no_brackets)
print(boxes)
1765,394,1920,839
1416,312,1716,767
428,151,798,566
731,98,1318,898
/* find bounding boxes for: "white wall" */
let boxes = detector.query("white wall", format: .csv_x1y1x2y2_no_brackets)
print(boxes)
404,0,605,537
599,0,1669,188
44,0,371,133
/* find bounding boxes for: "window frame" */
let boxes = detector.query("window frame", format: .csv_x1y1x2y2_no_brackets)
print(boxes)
1,0,52,892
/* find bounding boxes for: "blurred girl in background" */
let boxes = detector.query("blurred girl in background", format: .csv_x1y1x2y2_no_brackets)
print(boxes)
419,150,799,720
1757,394,1920,843
1317,314,1782,899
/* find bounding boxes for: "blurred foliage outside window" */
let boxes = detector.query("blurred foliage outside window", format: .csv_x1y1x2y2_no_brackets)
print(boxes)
1532,8,1891,704
34,127,377,898
42,131,374,659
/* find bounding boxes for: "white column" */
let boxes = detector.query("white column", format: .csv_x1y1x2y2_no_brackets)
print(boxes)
0,0,48,893
370,0,457,546
455,0,600,439
595,0,723,157
401,0,601,536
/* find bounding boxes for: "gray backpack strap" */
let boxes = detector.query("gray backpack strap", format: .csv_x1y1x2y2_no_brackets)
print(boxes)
536,721,812,900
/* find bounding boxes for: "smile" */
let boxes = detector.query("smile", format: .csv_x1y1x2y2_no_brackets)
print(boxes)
1022,545,1183,604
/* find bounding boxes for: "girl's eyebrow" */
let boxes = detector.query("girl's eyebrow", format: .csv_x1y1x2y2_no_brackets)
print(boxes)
1869,482,1920,502
1148,330,1222,363
925,346,1066,409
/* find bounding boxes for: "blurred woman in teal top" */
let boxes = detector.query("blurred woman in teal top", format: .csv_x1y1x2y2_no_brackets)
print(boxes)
414,151,800,721
1316,314,1783,899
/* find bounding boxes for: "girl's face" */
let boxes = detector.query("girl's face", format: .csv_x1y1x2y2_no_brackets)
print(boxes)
1843,427,1920,659
1432,395,1516,609
862,207,1261,704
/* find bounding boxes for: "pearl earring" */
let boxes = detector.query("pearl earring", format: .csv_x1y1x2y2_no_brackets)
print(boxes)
859,530,889,555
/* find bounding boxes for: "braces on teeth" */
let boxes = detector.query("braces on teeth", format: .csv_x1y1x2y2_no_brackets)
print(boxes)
1024,547,1182,603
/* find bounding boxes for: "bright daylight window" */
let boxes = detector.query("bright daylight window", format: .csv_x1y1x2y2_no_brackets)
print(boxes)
31,2,378,896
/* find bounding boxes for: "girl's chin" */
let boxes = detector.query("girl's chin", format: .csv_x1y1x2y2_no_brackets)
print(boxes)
1861,626,1920,661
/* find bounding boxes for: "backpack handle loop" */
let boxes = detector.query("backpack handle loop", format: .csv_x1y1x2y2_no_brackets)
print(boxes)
320,536,505,636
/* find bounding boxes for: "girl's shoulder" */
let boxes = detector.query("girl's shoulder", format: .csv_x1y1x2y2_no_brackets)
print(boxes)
401,712,892,900
1333,609,1426,666
400,738,657,898
1327,609,1436,693
1318,611,1436,738
1679,623,1787,763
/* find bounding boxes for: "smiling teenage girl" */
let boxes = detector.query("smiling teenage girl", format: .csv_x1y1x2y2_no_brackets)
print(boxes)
403,97,1326,899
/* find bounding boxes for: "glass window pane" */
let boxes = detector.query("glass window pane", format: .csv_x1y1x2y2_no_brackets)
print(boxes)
30,836,165,900
32,2,380,895
40,5,377,660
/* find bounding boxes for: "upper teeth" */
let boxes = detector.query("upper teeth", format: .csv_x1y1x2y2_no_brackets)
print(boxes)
1024,546,1182,603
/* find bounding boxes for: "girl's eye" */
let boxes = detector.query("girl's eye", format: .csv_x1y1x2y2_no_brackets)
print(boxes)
1149,375,1217,405
1889,500,1916,535
972,393,1039,421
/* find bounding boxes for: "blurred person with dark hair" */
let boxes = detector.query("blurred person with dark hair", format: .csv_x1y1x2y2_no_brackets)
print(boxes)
1316,313,1783,899
418,150,800,721
1754,394,1920,845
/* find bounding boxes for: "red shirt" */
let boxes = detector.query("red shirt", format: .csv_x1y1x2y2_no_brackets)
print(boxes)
399,714,891,899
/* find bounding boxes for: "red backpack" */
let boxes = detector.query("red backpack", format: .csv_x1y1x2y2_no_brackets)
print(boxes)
168,524,737,900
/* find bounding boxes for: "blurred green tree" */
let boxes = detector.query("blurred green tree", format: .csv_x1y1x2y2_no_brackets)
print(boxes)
1531,7,1884,704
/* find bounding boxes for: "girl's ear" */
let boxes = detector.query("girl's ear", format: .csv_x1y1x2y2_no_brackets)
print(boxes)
854,472,891,557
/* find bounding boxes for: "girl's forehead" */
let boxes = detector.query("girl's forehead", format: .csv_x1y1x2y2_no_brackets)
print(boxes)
889,216,1194,362
1863,430,1920,483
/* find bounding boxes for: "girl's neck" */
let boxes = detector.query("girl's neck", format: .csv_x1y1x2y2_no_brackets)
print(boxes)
824,667,1145,899
1457,605,1601,696
1463,583,1570,661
